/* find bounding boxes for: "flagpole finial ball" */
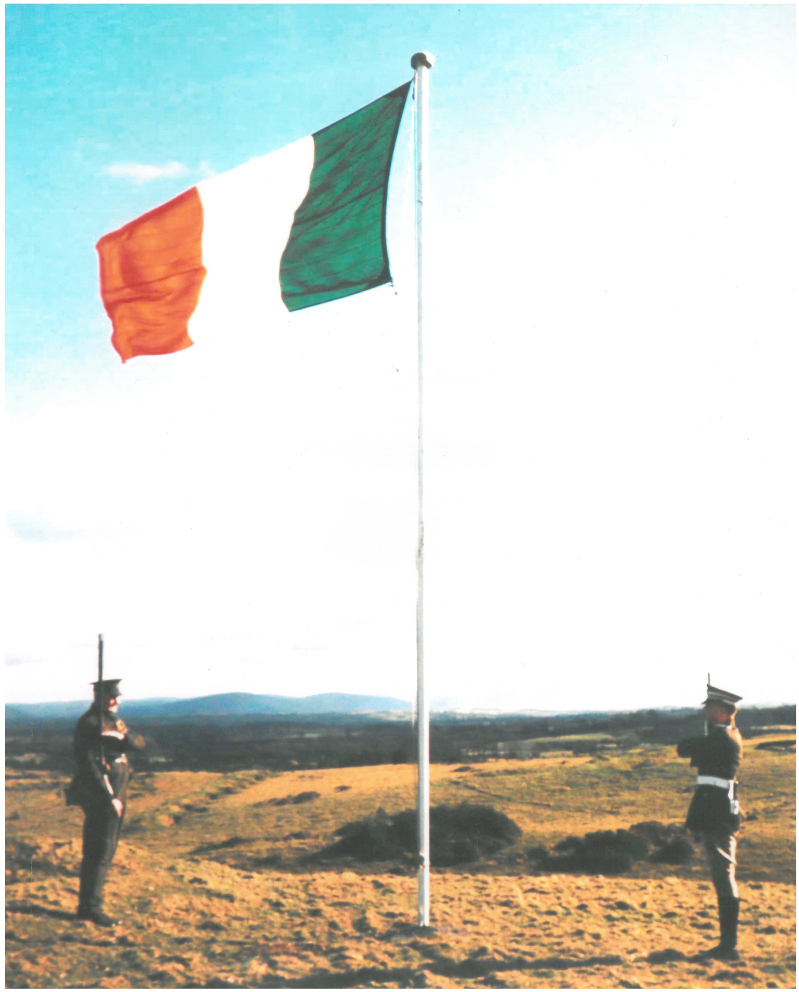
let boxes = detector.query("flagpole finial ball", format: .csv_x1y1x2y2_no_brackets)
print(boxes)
411,52,435,70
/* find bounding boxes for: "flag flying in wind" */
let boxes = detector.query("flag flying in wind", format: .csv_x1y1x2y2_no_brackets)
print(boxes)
97,82,411,362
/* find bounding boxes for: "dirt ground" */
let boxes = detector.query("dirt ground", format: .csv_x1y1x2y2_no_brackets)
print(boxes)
5,737,795,989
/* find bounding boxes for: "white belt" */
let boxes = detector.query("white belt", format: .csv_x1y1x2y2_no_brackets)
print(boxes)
696,775,735,795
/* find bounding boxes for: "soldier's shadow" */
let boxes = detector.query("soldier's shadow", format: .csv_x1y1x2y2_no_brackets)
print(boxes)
6,901,75,921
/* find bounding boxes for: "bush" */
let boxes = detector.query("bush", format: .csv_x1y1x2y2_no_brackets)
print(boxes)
650,836,694,864
323,808,406,861
315,803,522,867
629,820,673,845
549,829,649,874
527,821,695,874
630,820,694,863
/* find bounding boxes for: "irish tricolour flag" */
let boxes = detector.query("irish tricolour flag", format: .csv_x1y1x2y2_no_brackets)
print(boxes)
97,83,410,362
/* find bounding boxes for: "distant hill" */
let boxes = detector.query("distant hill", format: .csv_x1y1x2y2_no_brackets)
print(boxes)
5,691,412,723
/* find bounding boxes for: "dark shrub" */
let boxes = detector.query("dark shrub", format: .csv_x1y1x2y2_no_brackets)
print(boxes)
549,829,649,874
629,821,672,846
526,844,549,863
629,820,695,863
528,823,693,875
292,791,321,805
326,809,406,861
754,739,795,752
432,803,521,842
267,791,321,806
430,803,520,866
189,836,249,856
315,803,522,866
650,836,694,864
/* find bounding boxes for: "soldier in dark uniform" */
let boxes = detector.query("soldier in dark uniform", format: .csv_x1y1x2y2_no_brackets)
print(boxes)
676,684,743,960
66,679,144,926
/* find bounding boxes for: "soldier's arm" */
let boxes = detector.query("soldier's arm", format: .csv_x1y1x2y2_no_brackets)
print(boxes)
118,720,146,751
77,718,116,802
699,729,741,764
676,735,705,761
715,729,742,773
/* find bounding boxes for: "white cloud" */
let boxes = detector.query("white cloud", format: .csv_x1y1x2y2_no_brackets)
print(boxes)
104,161,188,184
197,161,218,180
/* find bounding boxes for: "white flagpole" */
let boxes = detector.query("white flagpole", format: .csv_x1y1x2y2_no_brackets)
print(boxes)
411,49,434,930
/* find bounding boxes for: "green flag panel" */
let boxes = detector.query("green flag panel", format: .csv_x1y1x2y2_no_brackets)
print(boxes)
279,82,411,312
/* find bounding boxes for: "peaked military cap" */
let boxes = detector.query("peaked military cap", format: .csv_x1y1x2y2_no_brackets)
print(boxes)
91,679,122,698
703,684,741,708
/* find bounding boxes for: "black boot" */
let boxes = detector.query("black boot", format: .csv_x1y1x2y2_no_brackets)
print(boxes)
699,897,740,961
76,908,117,927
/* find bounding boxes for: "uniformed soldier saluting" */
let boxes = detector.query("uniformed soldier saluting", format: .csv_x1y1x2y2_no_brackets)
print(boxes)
67,679,144,926
676,684,743,961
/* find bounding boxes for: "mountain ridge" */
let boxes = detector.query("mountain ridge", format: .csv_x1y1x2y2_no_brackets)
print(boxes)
5,691,412,722
6,693,793,724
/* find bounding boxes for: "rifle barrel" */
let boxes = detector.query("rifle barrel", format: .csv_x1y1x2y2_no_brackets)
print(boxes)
98,634,105,760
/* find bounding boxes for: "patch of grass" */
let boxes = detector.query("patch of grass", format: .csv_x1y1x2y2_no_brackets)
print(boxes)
5,742,794,989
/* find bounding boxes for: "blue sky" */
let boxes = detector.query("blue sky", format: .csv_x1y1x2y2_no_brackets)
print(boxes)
6,5,797,708
8,3,791,402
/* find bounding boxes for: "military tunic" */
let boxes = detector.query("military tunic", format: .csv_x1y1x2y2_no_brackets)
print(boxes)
677,723,742,900
69,706,144,917
676,724,742,833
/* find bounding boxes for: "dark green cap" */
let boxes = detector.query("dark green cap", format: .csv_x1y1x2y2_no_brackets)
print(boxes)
91,679,122,698
703,684,741,708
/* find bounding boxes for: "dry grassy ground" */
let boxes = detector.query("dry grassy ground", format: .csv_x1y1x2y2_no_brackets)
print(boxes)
5,737,795,989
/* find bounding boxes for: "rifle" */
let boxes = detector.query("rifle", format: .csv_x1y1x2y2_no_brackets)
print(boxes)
704,671,710,735
98,634,105,764
64,634,110,809
96,633,116,804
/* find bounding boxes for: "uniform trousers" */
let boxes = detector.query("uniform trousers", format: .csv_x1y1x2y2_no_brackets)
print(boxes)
702,830,738,900
78,802,124,914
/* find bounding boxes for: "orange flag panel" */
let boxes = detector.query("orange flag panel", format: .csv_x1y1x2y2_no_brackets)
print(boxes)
96,188,206,362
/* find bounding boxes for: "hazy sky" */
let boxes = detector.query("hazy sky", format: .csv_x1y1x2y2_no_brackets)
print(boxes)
6,5,796,709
